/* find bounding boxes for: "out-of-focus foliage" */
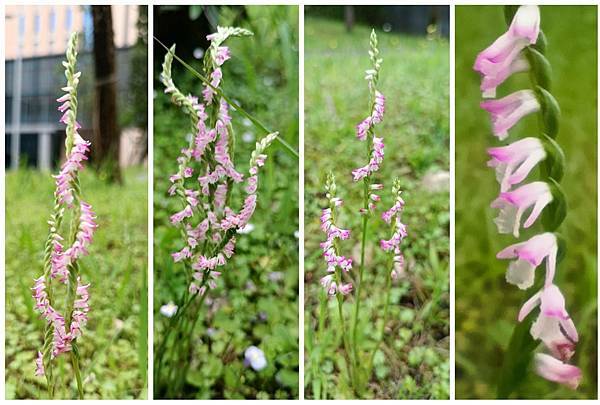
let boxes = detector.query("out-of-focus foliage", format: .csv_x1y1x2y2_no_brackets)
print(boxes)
304,17,449,399
153,5,299,399
455,6,597,399
5,168,148,399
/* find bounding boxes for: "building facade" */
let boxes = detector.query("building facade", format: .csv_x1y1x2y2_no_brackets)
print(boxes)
5,5,140,169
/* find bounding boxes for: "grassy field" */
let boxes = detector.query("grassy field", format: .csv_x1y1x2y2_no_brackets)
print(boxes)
153,6,299,399
304,17,449,399
5,167,148,399
455,6,597,399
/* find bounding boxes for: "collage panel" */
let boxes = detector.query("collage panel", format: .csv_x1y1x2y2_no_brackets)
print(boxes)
303,5,450,399
455,5,597,399
152,4,300,400
5,4,149,399
4,1,600,402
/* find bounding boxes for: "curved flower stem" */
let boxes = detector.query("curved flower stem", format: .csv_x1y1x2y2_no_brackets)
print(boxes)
366,257,394,377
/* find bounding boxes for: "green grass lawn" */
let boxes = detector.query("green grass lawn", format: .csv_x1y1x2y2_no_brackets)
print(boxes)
455,5,597,399
5,167,148,399
153,6,299,399
304,17,449,399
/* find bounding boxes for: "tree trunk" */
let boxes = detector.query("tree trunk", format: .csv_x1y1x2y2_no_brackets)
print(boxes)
92,6,121,183
344,6,355,32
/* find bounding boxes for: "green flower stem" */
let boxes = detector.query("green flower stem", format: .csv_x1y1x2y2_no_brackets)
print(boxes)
366,256,394,378
70,342,84,399
351,126,373,391
154,36,298,159
334,281,354,392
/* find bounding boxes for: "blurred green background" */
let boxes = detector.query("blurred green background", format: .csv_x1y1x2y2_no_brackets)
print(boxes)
5,168,148,399
304,10,449,399
455,5,597,399
153,5,299,399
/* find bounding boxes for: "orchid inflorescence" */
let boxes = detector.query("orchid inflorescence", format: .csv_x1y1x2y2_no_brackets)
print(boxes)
156,27,279,395
160,26,278,299
32,32,96,399
317,30,408,394
475,5,581,390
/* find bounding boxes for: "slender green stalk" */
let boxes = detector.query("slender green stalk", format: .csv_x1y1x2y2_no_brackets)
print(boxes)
367,257,394,376
70,342,84,399
351,135,372,383
334,278,354,392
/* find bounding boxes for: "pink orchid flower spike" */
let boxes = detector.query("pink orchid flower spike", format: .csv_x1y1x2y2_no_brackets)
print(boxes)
474,5,540,98
480,90,541,140
534,353,582,390
496,232,557,290
491,181,552,238
518,284,578,361
487,137,546,192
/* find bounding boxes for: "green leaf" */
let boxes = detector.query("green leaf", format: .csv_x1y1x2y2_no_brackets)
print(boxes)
535,86,561,138
496,303,540,398
276,369,299,388
533,31,547,55
503,5,520,25
188,5,202,20
541,135,565,182
541,178,567,231
526,48,552,90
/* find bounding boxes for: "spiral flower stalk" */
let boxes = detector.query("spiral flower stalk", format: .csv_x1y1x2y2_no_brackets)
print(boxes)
475,5,580,393
156,27,278,396
316,30,410,396
32,32,96,399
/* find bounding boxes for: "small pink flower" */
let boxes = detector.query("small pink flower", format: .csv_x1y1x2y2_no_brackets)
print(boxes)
496,232,557,290
518,284,578,361
54,134,91,206
352,137,384,181
480,90,540,140
202,68,222,104
372,91,385,124
215,46,231,66
491,181,552,237
474,6,540,97
356,117,372,141
170,205,193,224
487,137,546,192
534,353,582,390
35,351,45,376
172,246,191,263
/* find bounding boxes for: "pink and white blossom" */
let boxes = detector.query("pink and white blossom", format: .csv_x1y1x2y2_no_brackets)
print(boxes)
474,6,540,98
534,353,582,389
480,90,540,140
352,137,385,181
518,284,578,361
496,232,557,290
491,181,552,237
487,137,546,192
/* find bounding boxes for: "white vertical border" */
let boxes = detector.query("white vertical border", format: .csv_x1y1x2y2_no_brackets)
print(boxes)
147,3,154,400
298,3,305,401
597,4,599,401
1,3,6,402
449,2,455,401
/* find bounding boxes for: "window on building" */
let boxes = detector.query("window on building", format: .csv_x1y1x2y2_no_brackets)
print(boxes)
20,133,39,168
